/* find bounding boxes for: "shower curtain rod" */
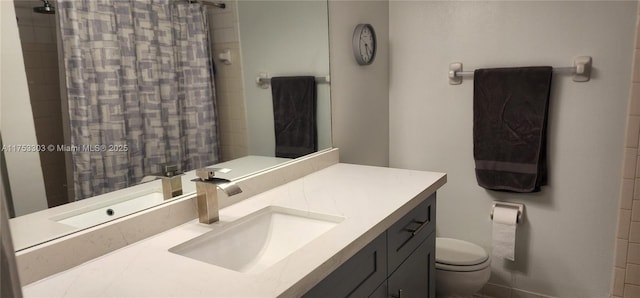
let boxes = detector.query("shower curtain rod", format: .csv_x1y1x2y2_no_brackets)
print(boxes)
186,0,226,9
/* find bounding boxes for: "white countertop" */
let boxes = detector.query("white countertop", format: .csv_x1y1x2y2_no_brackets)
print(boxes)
11,155,291,251
22,163,446,298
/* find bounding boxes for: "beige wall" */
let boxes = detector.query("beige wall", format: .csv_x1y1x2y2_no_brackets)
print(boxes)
328,0,389,167
239,0,331,157
389,1,636,297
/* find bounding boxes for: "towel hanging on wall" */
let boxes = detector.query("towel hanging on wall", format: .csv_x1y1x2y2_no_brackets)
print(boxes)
473,67,553,193
270,76,318,159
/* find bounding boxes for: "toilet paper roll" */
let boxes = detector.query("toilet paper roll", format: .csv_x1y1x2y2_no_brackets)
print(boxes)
492,206,519,261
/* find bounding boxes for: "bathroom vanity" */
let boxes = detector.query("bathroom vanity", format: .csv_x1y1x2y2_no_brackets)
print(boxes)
304,193,436,297
20,157,446,297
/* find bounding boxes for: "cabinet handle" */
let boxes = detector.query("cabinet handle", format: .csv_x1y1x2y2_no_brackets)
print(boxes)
406,219,430,236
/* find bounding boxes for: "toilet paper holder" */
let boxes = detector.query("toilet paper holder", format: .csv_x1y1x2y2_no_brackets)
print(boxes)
490,202,524,224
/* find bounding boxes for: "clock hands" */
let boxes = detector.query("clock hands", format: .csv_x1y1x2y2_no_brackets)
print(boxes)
360,38,373,62
363,44,372,61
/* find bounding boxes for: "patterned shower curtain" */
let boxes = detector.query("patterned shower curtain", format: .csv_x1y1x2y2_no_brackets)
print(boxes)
57,0,220,200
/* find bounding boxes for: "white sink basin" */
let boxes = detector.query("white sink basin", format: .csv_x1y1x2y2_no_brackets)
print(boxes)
51,191,165,228
169,206,344,274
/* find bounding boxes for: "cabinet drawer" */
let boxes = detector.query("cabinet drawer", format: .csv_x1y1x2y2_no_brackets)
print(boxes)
387,193,436,273
303,233,387,298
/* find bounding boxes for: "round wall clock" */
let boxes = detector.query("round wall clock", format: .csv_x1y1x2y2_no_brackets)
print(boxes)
352,23,377,65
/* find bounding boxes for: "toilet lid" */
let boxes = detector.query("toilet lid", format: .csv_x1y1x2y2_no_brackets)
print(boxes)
436,238,489,266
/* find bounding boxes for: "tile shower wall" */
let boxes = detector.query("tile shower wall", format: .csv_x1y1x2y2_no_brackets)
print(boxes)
206,0,249,161
13,1,68,208
613,4,640,297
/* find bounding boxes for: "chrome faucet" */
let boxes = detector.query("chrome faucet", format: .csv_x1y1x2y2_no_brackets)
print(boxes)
193,168,242,224
156,163,184,200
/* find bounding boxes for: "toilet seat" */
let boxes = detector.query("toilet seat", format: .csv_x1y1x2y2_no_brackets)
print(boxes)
435,238,490,272
435,258,490,272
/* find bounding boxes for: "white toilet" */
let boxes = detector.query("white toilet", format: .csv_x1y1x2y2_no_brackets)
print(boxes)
435,237,491,297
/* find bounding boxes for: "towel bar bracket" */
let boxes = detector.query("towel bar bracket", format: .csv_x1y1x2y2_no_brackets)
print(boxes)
256,72,270,89
572,56,592,82
448,56,592,85
449,62,463,85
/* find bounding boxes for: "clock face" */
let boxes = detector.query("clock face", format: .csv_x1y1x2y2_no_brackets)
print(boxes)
353,24,376,65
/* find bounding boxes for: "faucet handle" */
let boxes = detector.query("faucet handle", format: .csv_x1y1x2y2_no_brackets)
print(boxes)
196,168,231,181
161,163,179,177
159,163,184,177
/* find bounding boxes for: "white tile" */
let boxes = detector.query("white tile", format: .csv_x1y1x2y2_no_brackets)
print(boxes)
22,50,44,70
627,264,640,285
224,26,239,43
34,26,54,44
210,12,234,29
215,93,231,108
628,242,640,264
620,209,632,240
623,179,635,209
624,149,638,179
635,155,640,178
617,239,629,268
614,267,626,296
32,13,51,27
628,116,640,148
221,145,234,161
212,41,240,51
634,179,640,201
49,13,57,27
19,25,37,43
633,201,640,222
225,73,243,92
15,7,34,26
624,284,640,297
630,83,640,116
231,118,247,132
212,28,235,43
220,131,233,145
630,221,640,243
230,102,246,122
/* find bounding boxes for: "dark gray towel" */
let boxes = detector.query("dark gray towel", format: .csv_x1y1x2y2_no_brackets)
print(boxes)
270,76,317,158
473,67,552,192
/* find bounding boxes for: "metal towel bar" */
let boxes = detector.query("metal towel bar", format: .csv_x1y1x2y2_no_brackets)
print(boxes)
256,72,330,89
449,56,592,85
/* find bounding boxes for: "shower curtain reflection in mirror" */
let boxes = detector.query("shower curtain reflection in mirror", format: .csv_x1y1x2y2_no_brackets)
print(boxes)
58,0,220,200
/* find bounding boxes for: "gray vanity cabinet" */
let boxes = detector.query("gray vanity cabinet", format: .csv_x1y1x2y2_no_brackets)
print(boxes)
387,233,436,297
304,193,436,298
302,233,388,297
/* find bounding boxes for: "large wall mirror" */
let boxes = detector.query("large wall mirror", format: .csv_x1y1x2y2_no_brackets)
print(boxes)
1,0,331,250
